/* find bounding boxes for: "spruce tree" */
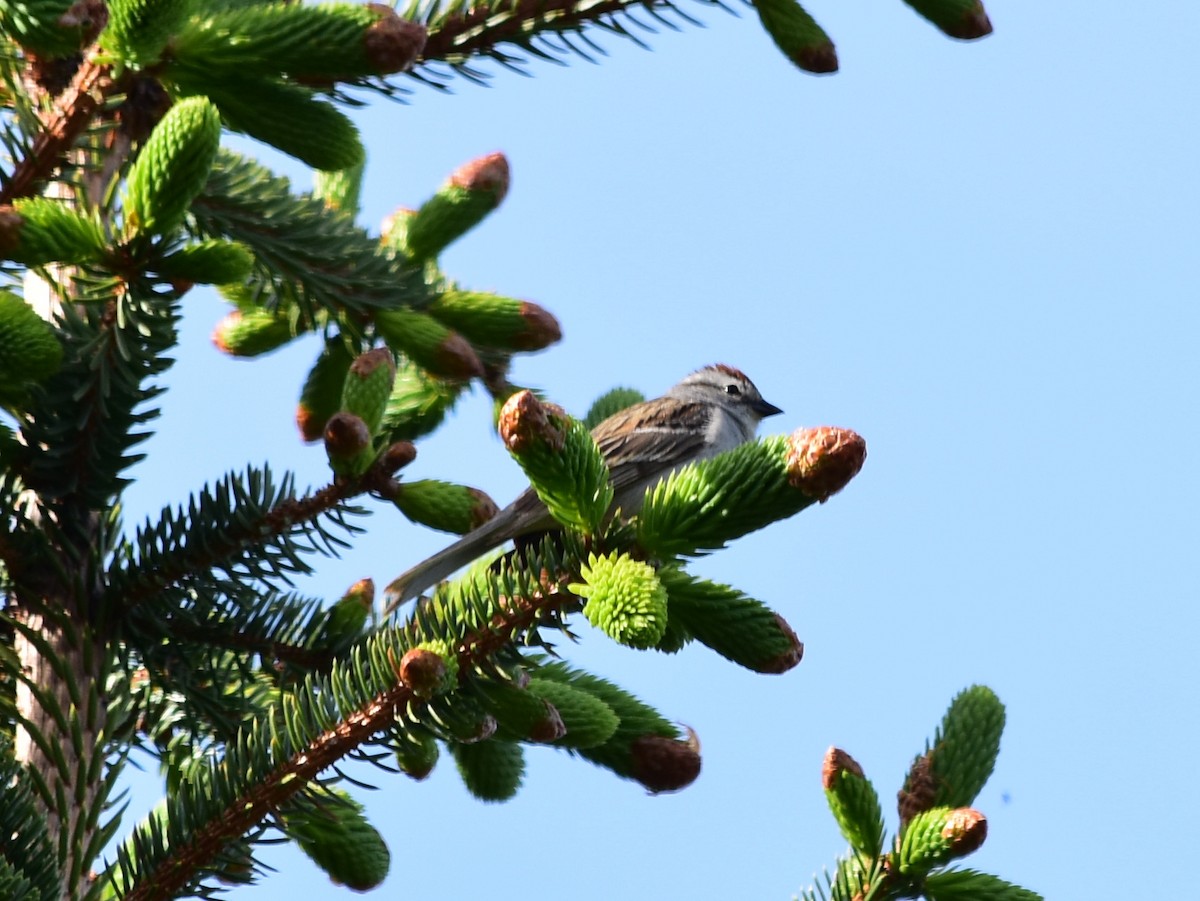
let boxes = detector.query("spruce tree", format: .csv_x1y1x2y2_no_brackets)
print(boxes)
0,0,1037,898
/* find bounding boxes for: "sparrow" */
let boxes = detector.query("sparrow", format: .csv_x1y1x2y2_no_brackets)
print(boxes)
383,364,782,614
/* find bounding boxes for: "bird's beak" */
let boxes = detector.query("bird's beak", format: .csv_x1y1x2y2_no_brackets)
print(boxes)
754,399,784,418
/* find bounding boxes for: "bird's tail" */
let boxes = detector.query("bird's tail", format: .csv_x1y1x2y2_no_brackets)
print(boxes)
382,514,513,616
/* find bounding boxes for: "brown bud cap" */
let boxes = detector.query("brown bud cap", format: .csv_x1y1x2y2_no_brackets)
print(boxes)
363,5,427,74
341,578,375,610
786,426,867,502
434,331,485,380
630,729,702,794
759,613,804,673
60,0,108,42
297,408,323,443
797,43,838,74
898,752,938,826
527,701,568,744
498,390,567,455
397,648,447,695
324,411,372,459
0,206,24,257
514,301,563,350
349,346,396,382
943,3,992,40
449,152,509,201
822,747,864,790
374,441,418,477
467,487,500,529
943,808,987,857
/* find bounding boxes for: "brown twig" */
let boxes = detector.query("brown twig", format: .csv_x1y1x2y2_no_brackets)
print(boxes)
420,0,665,64
1,54,116,205
114,478,365,614
121,568,577,900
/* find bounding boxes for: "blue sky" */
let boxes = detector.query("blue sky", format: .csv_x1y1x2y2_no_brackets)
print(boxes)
115,1,1197,898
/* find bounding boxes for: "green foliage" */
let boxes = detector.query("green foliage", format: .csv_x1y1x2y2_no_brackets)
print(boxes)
796,688,1039,901
340,348,396,436
450,739,525,802
22,288,177,512
183,75,365,171
0,0,92,56
583,386,644,429
0,290,63,408
101,0,194,67
297,337,357,442
572,552,668,650
312,162,364,215
390,479,497,535
0,739,59,901
0,2,996,897
901,0,993,40
155,238,253,285
170,2,417,81
425,289,562,352
822,749,885,858
499,392,614,534
525,677,620,749
193,150,427,323
3,197,105,266
752,0,837,74
637,434,815,555
211,307,296,357
283,790,390,891
123,96,222,243
379,357,466,441
659,568,802,672
374,306,482,379
401,153,508,263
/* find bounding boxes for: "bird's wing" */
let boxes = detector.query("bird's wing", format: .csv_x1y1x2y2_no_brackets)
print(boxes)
592,400,711,495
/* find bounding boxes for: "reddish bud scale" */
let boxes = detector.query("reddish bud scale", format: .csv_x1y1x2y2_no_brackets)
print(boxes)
527,703,568,744
424,291,563,352
375,440,418,476
760,613,804,673
753,0,838,74
0,207,23,259
903,0,993,40
943,807,988,856
374,307,484,380
630,731,702,794
342,347,396,434
397,648,447,696
516,302,562,349
822,747,865,790
449,151,509,199
498,390,568,455
899,753,938,826
362,6,427,73
403,152,510,261
324,412,369,460
341,578,375,610
786,426,867,502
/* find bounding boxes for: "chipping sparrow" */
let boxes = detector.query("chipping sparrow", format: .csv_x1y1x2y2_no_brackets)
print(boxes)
383,364,782,613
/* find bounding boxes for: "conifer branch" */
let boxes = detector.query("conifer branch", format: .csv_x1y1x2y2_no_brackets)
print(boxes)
417,0,710,74
166,620,335,674
106,469,369,615
0,54,114,205
115,553,582,898
191,151,429,324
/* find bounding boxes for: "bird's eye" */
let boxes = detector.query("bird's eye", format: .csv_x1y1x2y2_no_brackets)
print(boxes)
724,384,741,396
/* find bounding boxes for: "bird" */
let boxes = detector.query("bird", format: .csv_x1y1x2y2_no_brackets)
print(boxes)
383,364,782,614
